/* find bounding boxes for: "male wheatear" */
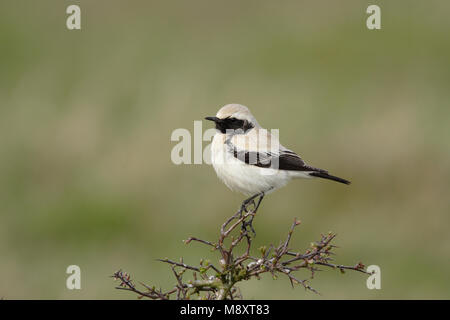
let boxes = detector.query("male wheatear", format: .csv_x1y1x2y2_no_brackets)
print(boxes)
205,104,350,230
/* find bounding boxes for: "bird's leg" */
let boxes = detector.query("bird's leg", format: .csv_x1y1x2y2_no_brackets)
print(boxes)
253,192,265,213
238,193,261,217
241,192,265,235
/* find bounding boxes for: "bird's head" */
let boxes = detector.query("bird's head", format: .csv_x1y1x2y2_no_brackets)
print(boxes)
205,104,259,134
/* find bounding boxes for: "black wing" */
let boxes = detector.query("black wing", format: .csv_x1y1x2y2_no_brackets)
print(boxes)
276,151,325,172
228,140,323,172
227,141,351,184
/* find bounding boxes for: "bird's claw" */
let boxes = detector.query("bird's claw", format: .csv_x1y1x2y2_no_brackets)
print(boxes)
241,216,256,236
238,200,256,217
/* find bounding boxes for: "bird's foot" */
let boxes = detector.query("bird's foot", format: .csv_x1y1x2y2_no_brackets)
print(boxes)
241,215,256,236
237,192,265,236
238,199,256,218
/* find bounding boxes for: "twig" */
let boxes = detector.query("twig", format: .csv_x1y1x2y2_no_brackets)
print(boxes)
113,210,368,299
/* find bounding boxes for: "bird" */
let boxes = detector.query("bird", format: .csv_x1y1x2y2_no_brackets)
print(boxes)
205,104,350,232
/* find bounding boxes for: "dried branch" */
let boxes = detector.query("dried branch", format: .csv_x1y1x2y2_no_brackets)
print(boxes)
113,206,369,299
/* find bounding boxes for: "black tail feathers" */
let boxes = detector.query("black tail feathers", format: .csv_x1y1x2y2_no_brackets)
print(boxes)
309,172,351,185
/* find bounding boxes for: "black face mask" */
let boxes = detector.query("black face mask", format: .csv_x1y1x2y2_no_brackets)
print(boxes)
205,117,254,134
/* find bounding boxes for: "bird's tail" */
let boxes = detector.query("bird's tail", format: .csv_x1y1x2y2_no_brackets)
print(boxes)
309,171,351,185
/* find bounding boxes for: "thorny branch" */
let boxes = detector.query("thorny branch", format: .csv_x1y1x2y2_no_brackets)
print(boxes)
113,206,369,299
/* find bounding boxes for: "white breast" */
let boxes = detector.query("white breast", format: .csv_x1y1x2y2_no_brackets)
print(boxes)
210,133,292,196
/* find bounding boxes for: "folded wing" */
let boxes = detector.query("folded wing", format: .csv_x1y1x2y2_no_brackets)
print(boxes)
226,129,324,172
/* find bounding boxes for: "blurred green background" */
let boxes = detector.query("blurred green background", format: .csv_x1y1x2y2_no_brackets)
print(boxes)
1,0,449,299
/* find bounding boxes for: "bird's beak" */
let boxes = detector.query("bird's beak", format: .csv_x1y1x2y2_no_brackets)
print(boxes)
205,116,221,123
